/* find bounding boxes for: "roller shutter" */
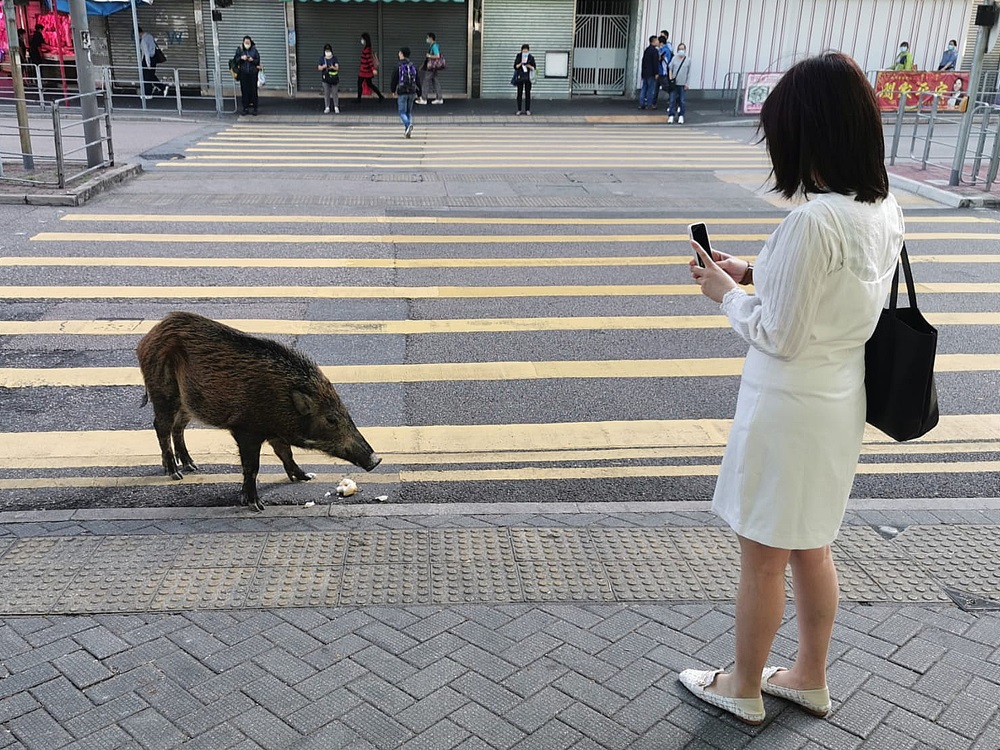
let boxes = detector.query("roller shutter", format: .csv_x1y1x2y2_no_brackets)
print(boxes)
108,0,201,87
205,0,289,94
294,3,378,94
481,0,573,99
382,2,468,96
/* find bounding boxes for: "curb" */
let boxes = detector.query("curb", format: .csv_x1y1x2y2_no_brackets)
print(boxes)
888,172,1000,208
0,162,143,207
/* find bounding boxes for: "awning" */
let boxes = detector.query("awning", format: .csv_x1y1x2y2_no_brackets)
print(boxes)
51,0,152,17
288,0,464,3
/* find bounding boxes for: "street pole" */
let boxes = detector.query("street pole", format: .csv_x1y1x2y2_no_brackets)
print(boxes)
208,0,223,114
950,1,996,186
129,0,146,109
1,0,34,170
67,0,104,167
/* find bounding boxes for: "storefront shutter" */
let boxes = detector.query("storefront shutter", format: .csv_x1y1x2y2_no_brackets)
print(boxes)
381,1,468,96
107,0,202,87
204,0,289,93
294,2,378,94
481,0,573,98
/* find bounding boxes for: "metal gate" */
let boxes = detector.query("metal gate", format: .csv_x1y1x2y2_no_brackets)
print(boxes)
572,12,629,94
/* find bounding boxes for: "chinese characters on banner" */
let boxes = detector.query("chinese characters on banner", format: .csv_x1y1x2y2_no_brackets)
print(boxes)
742,72,784,114
874,71,970,112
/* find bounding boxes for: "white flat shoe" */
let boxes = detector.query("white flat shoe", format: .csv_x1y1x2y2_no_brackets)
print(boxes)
678,669,765,725
761,667,831,717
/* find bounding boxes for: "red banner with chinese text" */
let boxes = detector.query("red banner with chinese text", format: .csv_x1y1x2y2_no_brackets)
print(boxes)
874,71,970,112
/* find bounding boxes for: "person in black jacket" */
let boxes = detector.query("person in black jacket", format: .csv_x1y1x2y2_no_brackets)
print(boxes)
513,44,536,115
639,36,660,109
234,35,261,115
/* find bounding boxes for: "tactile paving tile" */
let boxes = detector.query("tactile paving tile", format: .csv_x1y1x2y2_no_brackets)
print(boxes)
0,568,79,615
892,525,1000,600
86,536,184,569
833,560,894,602
670,528,741,562
517,560,615,602
151,567,256,611
853,559,951,603
428,528,514,563
833,526,907,559
0,538,12,559
174,533,268,569
2,536,102,568
589,528,685,563
56,569,169,613
603,559,705,601
246,566,343,609
683,555,741,601
510,528,594,562
429,561,524,604
259,531,348,567
339,564,432,605
345,530,429,565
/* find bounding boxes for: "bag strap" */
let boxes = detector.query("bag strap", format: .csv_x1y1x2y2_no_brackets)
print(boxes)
888,243,918,312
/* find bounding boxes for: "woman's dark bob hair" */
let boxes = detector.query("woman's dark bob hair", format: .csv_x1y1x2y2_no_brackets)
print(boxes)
759,52,889,204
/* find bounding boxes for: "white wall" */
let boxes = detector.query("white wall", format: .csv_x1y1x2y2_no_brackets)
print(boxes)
639,0,972,89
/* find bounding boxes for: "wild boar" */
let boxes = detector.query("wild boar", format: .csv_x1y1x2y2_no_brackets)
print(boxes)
136,311,381,512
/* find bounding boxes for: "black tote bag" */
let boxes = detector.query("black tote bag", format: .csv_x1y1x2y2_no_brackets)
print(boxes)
864,244,939,441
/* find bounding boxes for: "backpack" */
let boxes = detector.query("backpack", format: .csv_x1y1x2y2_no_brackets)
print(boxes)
397,60,418,94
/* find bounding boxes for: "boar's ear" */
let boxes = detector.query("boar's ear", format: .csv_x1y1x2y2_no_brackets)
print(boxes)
291,390,317,416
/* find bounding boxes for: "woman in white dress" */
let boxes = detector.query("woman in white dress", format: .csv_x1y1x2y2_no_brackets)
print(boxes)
679,52,905,725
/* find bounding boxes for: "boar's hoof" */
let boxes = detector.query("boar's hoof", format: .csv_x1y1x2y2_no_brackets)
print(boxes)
293,472,317,482
169,470,184,481
182,461,200,473
240,492,266,513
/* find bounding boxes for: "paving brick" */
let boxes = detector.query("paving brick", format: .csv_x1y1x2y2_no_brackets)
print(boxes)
351,645,419,682
64,723,134,750
595,631,656,669
883,707,972,750
187,662,264,704
396,687,468,733
173,722,247,750
63,692,148,739
309,611,375,644
890,637,947,674
451,621,516,656
168,625,227,661
395,719,469,750
628,720,702,750
450,701,526,750
285,722,364,750
304,634,371,670
603,657,668,700
7,708,75,750
543,621,612,656
912,659,972,701
203,638,275,673
450,644,517,683
547,645,617,683
297,660,369,702
241,672,312,716
342,703,412,750
28,677,94,723
261,623,325,658
398,632,467,670
828,690,893,738
841,648,919,688
120,707,188,749
397,658,465,700
612,686,679,735
860,675,942,720
509,718,581,750
557,702,636,750
346,673,416,715
104,638,176,674
24,620,95,649
553,671,628,715
497,610,560,641
230,705,302,750
0,692,40,724
665,701,755,749
935,692,998,739
453,671,522,715
499,632,563,669
501,660,569,699
859,724,919,750
402,609,467,641
5,639,80,675
505,687,575,733
253,646,318,686
71,628,129,660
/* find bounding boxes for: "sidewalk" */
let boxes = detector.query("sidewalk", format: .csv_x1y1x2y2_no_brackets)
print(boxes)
1,503,998,749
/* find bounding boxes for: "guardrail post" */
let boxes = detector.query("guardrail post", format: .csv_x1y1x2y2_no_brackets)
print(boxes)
921,95,939,170
890,95,908,165
52,102,65,188
35,65,45,106
103,92,115,166
103,67,115,114
986,109,1000,190
173,68,182,115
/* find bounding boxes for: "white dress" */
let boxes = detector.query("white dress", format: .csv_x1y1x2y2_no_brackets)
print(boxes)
713,192,905,549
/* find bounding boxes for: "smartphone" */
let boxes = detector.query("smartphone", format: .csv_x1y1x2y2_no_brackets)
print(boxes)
688,222,712,268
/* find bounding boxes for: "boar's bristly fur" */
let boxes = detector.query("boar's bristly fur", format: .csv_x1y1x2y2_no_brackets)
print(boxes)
136,311,381,512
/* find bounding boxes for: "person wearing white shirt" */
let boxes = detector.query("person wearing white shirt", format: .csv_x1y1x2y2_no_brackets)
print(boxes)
680,52,904,726
138,27,166,97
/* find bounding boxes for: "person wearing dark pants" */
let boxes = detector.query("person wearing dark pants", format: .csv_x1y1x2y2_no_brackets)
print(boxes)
139,27,164,97
358,33,384,101
639,36,660,109
235,36,261,115
513,44,536,115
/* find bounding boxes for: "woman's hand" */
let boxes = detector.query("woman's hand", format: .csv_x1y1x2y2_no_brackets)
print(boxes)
690,242,739,303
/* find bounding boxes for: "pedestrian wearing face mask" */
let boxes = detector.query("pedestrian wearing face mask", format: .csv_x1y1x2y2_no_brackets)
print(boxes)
938,40,958,71
416,33,444,105
358,33,384,101
318,44,340,114
666,43,690,124
234,35,261,115
892,41,914,71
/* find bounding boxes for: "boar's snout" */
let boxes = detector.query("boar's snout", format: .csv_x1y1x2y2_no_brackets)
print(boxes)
364,453,382,472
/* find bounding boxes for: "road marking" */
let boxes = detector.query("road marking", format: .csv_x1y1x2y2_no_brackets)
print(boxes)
2,416,996,463
4,441,996,471
156,161,772,169
0,461,996,491
5,255,999,269
2,283,999,300
2,354,996,387
29,231,1000,244
57,214,998,226
1,312,999,337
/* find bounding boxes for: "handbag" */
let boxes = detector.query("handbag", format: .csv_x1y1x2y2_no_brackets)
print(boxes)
152,46,166,65
427,56,446,71
510,72,518,86
257,69,266,87
864,244,939,441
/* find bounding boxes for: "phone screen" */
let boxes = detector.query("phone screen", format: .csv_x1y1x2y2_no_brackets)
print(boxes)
689,223,712,268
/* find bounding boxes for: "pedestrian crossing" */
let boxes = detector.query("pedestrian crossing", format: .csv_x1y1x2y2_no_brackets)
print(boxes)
155,124,772,170
2,206,1000,509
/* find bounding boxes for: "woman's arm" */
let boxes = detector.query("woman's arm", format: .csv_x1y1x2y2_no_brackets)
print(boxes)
720,210,836,361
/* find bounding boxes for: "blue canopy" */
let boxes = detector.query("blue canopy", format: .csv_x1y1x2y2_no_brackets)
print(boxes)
51,0,152,17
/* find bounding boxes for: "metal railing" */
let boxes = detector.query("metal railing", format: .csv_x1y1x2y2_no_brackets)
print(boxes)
721,71,743,115
0,91,114,188
100,65,241,116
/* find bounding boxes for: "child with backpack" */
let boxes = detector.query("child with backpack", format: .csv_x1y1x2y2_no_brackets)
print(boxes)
392,47,419,138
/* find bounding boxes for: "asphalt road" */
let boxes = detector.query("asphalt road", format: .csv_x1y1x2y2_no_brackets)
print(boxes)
1,121,999,512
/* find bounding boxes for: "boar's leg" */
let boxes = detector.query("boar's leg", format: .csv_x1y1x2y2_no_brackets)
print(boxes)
268,439,316,482
232,430,266,513
172,410,199,473
152,408,183,480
